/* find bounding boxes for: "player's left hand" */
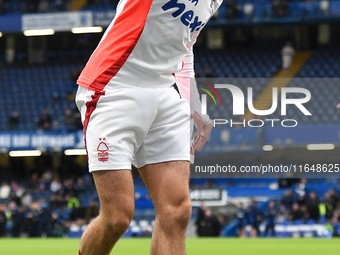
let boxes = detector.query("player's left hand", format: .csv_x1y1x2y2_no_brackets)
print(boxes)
337,103,340,109
196,123,212,151
193,112,213,151
193,111,204,150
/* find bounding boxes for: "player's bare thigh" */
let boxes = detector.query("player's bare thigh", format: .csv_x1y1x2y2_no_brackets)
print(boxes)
138,161,191,211
92,170,135,219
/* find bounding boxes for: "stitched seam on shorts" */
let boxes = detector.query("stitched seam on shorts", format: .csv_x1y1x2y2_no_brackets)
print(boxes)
141,155,190,167
89,164,132,171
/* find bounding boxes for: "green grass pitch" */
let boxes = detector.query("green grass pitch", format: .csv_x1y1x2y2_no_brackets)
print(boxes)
1,238,340,255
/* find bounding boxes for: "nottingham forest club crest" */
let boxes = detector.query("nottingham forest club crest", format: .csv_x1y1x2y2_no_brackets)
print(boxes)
97,138,109,162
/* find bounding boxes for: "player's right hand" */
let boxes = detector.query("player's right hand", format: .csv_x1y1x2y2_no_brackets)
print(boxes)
337,103,340,109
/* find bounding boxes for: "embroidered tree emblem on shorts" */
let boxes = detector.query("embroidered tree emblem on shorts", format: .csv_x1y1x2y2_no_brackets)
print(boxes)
97,138,109,162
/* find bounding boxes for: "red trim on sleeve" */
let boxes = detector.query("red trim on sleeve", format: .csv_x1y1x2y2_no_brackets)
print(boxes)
77,0,154,92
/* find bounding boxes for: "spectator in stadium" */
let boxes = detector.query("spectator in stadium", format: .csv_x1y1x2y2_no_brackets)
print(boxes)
195,204,220,237
280,189,294,211
74,177,86,197
204,179,214,188
27,173,40,191
320,196,334,221
50,176,62,193
63,178,76,197
278,178,299,188
55,194,68,209
0,204,7,237
67,195,80,210
235,202,246,237
8,110,20,130
49,194,60,210
281,41,295,74
38,176,49,191
272,0,289,18
301,204,309,222
10,181,21,194
26,203,40,237
307,191,320,222
329,188,339,208
202,209,221,237
38,202,52,237
38,0,50,12
64,108,78,131
21,191,33,207
195,201,206,237
278,203,289,221
294,178,307,205
70,202,87,225
11,181,26,205
85,200,99,224
50,212,64,237
249,199,262,237
0,181,11,199
42,168,53,183
141,228,152,237
334,201,340,221
21,0,39,13
264,201,277,237
38,108,52,130
51,0,66,12
288,203,304,221
7,202,22,237
226,0,240,20
11,192,22,207
58,194,68,208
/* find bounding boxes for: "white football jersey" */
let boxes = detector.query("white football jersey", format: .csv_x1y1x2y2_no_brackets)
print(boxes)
77,0,223,92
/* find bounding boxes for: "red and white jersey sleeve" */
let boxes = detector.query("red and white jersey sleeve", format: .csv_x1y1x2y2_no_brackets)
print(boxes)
174,47,194,108
77,0,223,92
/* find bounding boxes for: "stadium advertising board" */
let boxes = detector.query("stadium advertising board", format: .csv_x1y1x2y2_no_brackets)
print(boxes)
22,11,93,31
93,11,116,27
190,189,227,206
0,131,84,151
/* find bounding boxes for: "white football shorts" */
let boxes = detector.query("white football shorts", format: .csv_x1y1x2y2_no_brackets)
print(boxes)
75,85,190,172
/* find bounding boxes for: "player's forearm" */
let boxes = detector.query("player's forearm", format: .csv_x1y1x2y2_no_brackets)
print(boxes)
175,48,194,103
175,49,200,113
175,48,212,126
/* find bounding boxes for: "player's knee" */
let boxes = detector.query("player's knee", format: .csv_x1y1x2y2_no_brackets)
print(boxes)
105,214,132,236
102,206,134,236
160,199,192,230
177,201,192,229
112,217,131,234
